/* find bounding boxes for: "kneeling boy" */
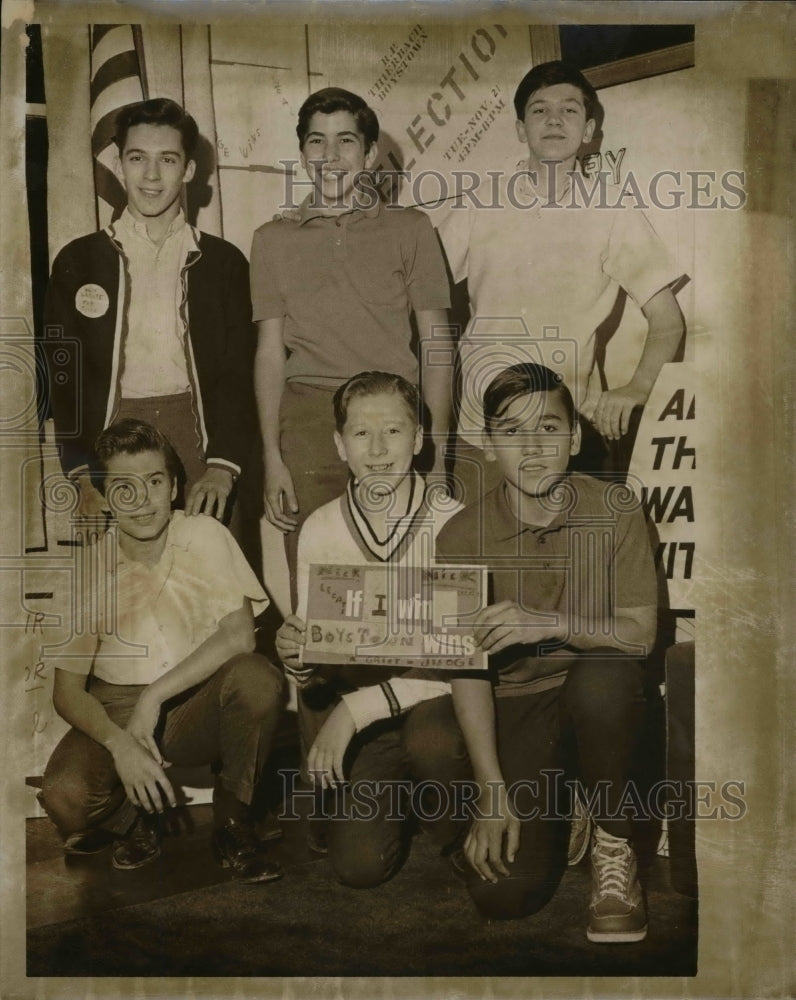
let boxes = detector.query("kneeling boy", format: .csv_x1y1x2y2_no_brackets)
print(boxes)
276,372,464,888
40,420,284,882
436,363,658,941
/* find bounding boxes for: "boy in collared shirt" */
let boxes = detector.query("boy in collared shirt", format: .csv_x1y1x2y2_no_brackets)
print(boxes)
44,98,255,524
39,419,284,881
250,88,453,601
435,363,657,942
438,61,685,504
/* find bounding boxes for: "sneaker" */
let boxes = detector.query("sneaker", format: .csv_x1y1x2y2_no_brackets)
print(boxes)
212,819,284,884
587,826,647,943
112,814,161,871
567,794,592,866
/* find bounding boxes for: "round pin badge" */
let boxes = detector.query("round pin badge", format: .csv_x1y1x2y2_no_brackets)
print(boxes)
75,283,110,318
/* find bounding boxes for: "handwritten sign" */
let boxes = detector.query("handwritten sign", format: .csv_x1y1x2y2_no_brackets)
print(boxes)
304,563,488,670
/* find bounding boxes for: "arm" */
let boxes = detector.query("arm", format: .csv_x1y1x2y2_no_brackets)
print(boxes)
126,603,256,762
52,668,176,813
307,676,451,789
275,613,315,685
417,309,454,478
188,245,256,519
451,675,520,882
592,285,684,439
42,250,95,482
472,600,656,655
254,317,299,532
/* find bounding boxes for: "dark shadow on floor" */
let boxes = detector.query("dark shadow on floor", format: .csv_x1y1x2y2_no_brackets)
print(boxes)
27,773,698,978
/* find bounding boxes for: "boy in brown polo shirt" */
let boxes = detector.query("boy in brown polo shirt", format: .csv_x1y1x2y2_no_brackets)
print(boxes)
250,88,452,601
434,362,657,942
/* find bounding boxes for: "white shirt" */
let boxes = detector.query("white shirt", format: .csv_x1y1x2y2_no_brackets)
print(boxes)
437,165,681,441
114,208,195,399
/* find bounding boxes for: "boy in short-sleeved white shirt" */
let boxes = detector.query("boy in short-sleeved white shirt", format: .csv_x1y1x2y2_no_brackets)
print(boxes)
40,420,284,882
438,61,685,500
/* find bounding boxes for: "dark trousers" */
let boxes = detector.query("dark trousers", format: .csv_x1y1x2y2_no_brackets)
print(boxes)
278,382,350,608
319,695,465,889
115,393,208,507
426,654,647,919
40,654,284,839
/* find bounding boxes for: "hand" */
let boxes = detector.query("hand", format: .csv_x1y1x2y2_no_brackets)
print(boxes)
75,474,108,523
272,208,301,223
472,600,564,655
264,459,299,533
275,615,315,684
126,689,164,763
464,781,521,883
107,730,176,814
186,466,234,519
592,383,647,440
307,701,356,790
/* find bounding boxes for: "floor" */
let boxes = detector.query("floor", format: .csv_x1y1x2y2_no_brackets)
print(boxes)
27,759,699,980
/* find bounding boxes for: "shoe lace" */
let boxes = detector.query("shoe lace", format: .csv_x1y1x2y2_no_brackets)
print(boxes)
594,840,632,899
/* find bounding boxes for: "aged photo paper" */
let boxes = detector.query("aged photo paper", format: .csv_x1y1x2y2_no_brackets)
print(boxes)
1,0,792,997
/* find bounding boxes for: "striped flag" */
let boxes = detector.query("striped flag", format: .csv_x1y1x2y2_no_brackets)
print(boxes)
89,24,148,228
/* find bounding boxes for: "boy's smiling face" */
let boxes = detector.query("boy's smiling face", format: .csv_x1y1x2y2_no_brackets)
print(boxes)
334,390,422,497
300,110,377,205
115,124,195,226
483,388,580,499
103,449,176,549
516,83,595,170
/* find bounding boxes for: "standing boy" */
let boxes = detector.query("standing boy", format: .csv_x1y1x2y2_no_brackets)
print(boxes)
40,420,284,881
250,88,453,600
438,61,684,502
435,363,658,941
275,372,465,887
44,98,256,523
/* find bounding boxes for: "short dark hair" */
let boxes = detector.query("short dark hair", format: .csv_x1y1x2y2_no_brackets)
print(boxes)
483,363,576,432
513,60,600,123
91,418,181,495
296,88,379,151
333,371,420,433
114,98,199,161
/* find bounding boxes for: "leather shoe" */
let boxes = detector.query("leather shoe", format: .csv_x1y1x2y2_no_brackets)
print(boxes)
212,819,283,884
112,814,161,870
64,828,115,856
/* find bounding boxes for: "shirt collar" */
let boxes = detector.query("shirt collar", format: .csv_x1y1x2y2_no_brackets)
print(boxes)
116,207,188,243
488,477,577,542
514,157,576,205
298,184,383,226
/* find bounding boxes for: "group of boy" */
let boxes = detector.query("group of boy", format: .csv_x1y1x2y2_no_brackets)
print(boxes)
41,58,683,943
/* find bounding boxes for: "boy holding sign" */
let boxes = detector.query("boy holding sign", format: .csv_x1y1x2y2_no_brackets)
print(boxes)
276,372,468,888
435,363,658,941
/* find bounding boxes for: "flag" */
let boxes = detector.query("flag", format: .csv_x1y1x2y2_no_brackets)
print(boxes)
89,24,148,228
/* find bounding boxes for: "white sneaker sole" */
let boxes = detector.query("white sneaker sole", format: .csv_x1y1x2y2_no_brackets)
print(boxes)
587,924,648,943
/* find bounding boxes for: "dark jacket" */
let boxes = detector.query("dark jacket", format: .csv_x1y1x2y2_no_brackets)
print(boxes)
42,225,256,476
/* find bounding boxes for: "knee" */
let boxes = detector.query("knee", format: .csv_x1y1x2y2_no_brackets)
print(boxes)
467,869,560,920
40,769,89,835
328,826,402,889
403,697,469,777
566,655,643,722
221,653,284,717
